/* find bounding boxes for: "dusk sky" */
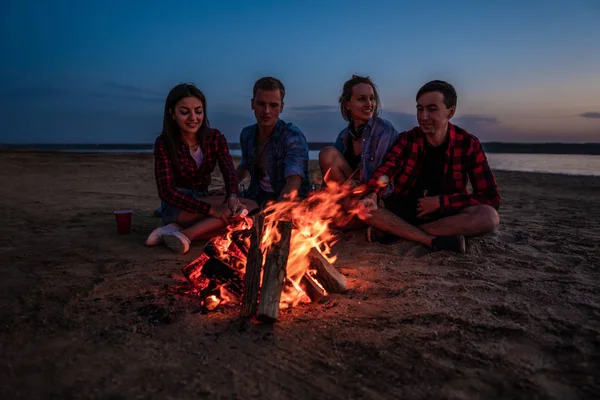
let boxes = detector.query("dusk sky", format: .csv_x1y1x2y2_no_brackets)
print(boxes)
1,0,599,144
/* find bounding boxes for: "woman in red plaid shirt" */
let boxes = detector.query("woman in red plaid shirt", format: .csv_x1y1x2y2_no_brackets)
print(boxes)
146,84,257,254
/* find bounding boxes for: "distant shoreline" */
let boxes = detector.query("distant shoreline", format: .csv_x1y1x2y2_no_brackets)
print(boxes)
2,142,600,155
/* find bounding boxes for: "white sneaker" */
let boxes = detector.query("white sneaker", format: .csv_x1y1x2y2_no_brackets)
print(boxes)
145,223,181,246
163,231,191,254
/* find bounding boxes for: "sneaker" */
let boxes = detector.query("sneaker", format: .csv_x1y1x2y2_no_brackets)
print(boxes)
366,226,399,244
163,231,191,254
431,235,466,254
146,223,181,246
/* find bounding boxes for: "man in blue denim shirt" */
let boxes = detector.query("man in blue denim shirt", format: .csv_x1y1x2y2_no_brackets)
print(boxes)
319,75,398,198
236,77,310,206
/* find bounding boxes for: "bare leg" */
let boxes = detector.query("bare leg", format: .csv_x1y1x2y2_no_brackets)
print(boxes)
419,205,500,237
319,146,354,184
331,215,367,232
360,207,435,247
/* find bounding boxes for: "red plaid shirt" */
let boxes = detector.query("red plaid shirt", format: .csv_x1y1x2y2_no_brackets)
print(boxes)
367,123,501,214
154,129,239,215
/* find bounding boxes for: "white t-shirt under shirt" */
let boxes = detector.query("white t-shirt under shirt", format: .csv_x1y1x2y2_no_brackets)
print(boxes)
190,146,203,167
259,173,275,193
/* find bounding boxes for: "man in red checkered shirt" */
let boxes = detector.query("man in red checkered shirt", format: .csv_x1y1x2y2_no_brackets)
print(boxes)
357,80,501,254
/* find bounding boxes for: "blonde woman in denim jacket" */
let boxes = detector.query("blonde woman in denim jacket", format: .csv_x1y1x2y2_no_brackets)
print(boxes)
319,75,399,196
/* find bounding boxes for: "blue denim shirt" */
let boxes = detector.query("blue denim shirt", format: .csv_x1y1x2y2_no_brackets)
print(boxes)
240,119,310,201
334,116,399,195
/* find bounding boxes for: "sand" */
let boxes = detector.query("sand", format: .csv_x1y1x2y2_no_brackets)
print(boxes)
1,151,599,399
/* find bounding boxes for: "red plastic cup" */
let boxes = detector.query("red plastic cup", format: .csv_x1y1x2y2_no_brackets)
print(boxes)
114,210,133,234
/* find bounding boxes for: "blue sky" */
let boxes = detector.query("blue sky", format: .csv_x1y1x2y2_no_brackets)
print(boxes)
1,0,599,144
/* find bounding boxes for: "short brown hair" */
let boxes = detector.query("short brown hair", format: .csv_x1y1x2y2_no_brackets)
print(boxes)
252,76,285,101
338,75,381,122
416,80,457,109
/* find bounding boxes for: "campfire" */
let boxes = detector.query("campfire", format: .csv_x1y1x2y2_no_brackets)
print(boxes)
180,179,366,322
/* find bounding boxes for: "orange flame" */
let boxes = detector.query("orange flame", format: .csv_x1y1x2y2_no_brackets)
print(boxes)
211,217,253,273
260,177,366,307
203,173,368,309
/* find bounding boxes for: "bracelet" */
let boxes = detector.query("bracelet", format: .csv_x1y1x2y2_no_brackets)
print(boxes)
228,194,239,201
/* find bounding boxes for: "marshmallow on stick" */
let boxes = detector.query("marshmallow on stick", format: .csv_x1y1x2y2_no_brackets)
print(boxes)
376,175,390,188
234,208,249,218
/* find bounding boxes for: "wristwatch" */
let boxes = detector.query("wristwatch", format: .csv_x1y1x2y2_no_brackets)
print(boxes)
228,193,239,201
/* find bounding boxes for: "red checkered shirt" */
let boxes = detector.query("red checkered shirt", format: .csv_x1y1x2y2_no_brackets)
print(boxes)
367,123,501,214
154,129,240,215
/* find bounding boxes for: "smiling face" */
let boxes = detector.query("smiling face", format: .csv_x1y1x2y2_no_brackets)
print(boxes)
416,91,455,135
172,96,204,136
251,89,283,131
345,83,376,125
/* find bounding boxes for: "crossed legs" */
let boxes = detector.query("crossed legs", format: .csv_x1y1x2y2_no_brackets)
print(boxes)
359,204,500,251
147,197,258,253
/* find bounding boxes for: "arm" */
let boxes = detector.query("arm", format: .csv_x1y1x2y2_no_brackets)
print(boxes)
280,132,309,200
366,133,408,196
154,137,212,215
280,175,303,200
439,140,501,213
214,130,240,198
237,128,250,182
236,165,249,182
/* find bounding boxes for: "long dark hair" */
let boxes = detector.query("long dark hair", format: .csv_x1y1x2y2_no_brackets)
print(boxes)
338,75,381,122
161,83,210,161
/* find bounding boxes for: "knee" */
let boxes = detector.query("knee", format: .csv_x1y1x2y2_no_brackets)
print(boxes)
319,146,341,167
478,205,500,231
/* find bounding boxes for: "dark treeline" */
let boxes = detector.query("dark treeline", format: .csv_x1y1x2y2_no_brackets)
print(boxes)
1,142,600,155
307,142,600,154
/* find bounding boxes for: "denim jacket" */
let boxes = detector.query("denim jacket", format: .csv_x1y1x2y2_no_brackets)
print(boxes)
334,116,398,196
239,119,310,201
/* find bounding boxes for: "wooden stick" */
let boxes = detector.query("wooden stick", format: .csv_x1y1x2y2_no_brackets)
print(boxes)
240,212,265,318
256,220,293,323
308,247,347,294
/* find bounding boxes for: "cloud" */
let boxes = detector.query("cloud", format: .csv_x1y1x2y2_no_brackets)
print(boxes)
289,105,338,112
454,114,500,125
98,82,164,104
0,107,161,144
381,111,417,131
0,82,164,105
580,112,600,119
210,112,257,140
101,82,163,97
0,85,74,99
94,92,163,104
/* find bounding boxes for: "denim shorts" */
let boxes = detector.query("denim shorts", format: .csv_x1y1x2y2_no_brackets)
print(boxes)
161,187,209,225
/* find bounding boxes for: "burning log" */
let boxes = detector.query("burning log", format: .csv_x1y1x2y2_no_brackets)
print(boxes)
181,225,252,303
300,272,326,302
240,212,265,318
308,247,347,294
182,250,244,296
181,253,212,290
257,220,293,323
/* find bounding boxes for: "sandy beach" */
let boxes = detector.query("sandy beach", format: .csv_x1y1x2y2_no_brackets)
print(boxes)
1,150,599,399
